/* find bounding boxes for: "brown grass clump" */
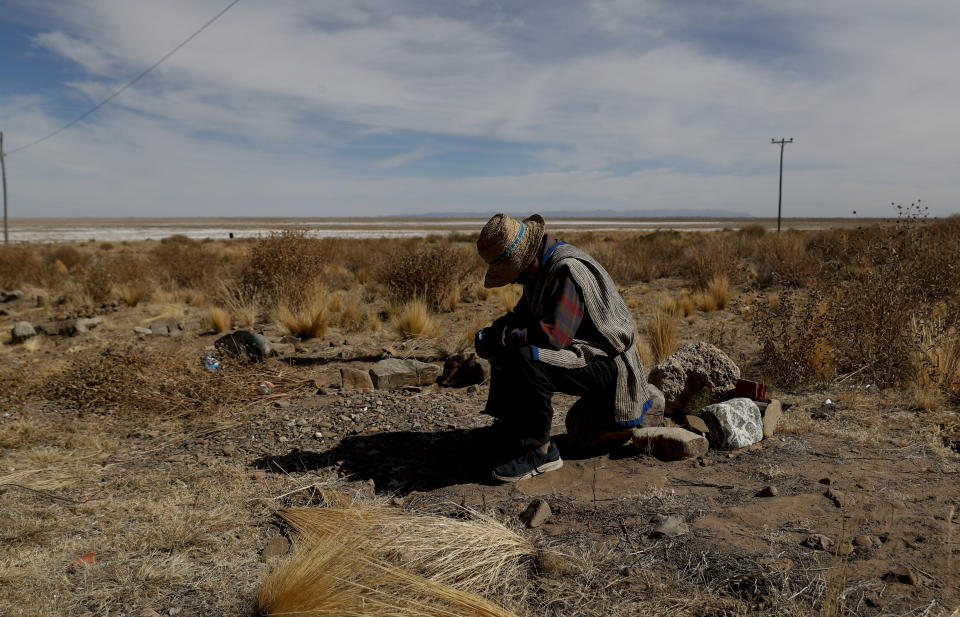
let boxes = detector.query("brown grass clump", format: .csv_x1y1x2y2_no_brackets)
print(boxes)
276,286,329,340
646,310,677,365
497,284,523,312
693,290,717,313
256,530,519,617
678,292,694,317
706,275,729,310
393,298,441,339
116,283,148,307
280,501,535,598
206,307,231,333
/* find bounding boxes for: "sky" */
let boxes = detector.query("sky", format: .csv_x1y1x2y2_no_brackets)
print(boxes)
1,0,959,218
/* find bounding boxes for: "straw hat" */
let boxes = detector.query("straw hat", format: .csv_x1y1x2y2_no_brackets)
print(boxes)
477,213,545,288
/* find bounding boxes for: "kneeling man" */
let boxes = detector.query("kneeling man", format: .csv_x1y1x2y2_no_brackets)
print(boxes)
475,213,663,482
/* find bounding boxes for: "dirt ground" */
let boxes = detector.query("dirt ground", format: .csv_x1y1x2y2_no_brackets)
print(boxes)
1,274,958,617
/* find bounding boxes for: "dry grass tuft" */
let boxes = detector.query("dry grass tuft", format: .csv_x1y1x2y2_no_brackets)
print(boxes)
393,299,441,339
276,287,329,340
706,275,730,310
256,530,519,617
646,310,677,365
281,502,535,598
678,292,694,317
693,289,717,313
497,285,523,312
206,306,231,333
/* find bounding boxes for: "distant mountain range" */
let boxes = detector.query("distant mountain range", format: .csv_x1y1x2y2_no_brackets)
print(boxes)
399,208,753,218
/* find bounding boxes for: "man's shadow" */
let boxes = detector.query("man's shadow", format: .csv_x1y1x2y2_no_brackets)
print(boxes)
253,426,505,495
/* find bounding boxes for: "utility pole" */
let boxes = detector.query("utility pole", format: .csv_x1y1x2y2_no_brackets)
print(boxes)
771,138,792,233
1,131,7,244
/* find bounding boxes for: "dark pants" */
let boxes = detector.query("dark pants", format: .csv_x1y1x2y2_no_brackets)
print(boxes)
484,346,618,453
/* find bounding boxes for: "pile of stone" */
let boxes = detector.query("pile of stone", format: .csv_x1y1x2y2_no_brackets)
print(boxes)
563,342,786,460
8,316,104,344
340,358,443,392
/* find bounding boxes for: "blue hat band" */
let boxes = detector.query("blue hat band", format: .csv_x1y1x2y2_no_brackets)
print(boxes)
487,222,525,266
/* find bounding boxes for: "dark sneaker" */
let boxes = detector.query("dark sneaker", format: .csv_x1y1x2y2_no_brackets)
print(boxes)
491,442,563,482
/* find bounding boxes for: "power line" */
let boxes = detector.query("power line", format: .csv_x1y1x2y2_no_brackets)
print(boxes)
8,0,241,156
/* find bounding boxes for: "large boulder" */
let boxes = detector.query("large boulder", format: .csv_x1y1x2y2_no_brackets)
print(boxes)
214,331,274,360
11,321,36,344
698,397,762,449
369,358,441,390
648,342,740,415
340,367,374,391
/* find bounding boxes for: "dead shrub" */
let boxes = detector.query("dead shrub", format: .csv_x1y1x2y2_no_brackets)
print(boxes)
237,230,328,309
150,242,221,292
757,232,814,287
0,246,60,289
589,232,684,284
706,275,729,310
683,233,739,290
377,244,480,312
49,245,88,271
752,205,960,389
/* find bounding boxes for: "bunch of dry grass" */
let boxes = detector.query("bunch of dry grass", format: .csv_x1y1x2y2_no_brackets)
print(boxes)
280,501,535,597
393,298,440,339
205,307,231,333
646,310,677,364
256,530,519,617
276,287,329,340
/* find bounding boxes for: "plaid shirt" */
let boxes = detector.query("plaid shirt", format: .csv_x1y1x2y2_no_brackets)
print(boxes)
497,235,585,350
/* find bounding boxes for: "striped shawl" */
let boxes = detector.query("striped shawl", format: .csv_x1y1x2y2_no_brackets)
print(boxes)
524,243,655,427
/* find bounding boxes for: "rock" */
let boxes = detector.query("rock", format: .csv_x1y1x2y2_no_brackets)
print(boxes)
802,534,833,551
650,515,688,538
215,331,274,360
369,358,441,390
139,610,162,617
0,289,24,303
648,342,740,414
683,415,709,436
38,319,79,336
222,445,236,456
11,321,36,344
697,398,762,449
853,535,875,548
882,566,917,585
631,427,709,460
340,367,374,391
150,323,170,337
762,399,783,438
825,488,849,509
75,316,103,333
535,550,579,576
467,384,479,393
519,499,551,528
261,536,290,561
439,353,491,387
756,485,778,498
133,326,152,337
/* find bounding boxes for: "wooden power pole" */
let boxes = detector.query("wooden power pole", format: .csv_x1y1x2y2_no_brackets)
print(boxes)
1,131,7,244
771,138,793,233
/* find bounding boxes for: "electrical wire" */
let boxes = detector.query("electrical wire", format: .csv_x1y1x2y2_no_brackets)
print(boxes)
7,0,241,156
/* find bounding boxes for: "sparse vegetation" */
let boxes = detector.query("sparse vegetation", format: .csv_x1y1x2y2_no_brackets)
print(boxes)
392,298,440,339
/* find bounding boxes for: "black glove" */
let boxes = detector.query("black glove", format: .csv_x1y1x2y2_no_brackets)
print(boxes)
474,326,503,359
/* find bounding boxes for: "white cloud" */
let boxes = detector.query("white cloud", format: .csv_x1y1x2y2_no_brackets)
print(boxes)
2,0,959,217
